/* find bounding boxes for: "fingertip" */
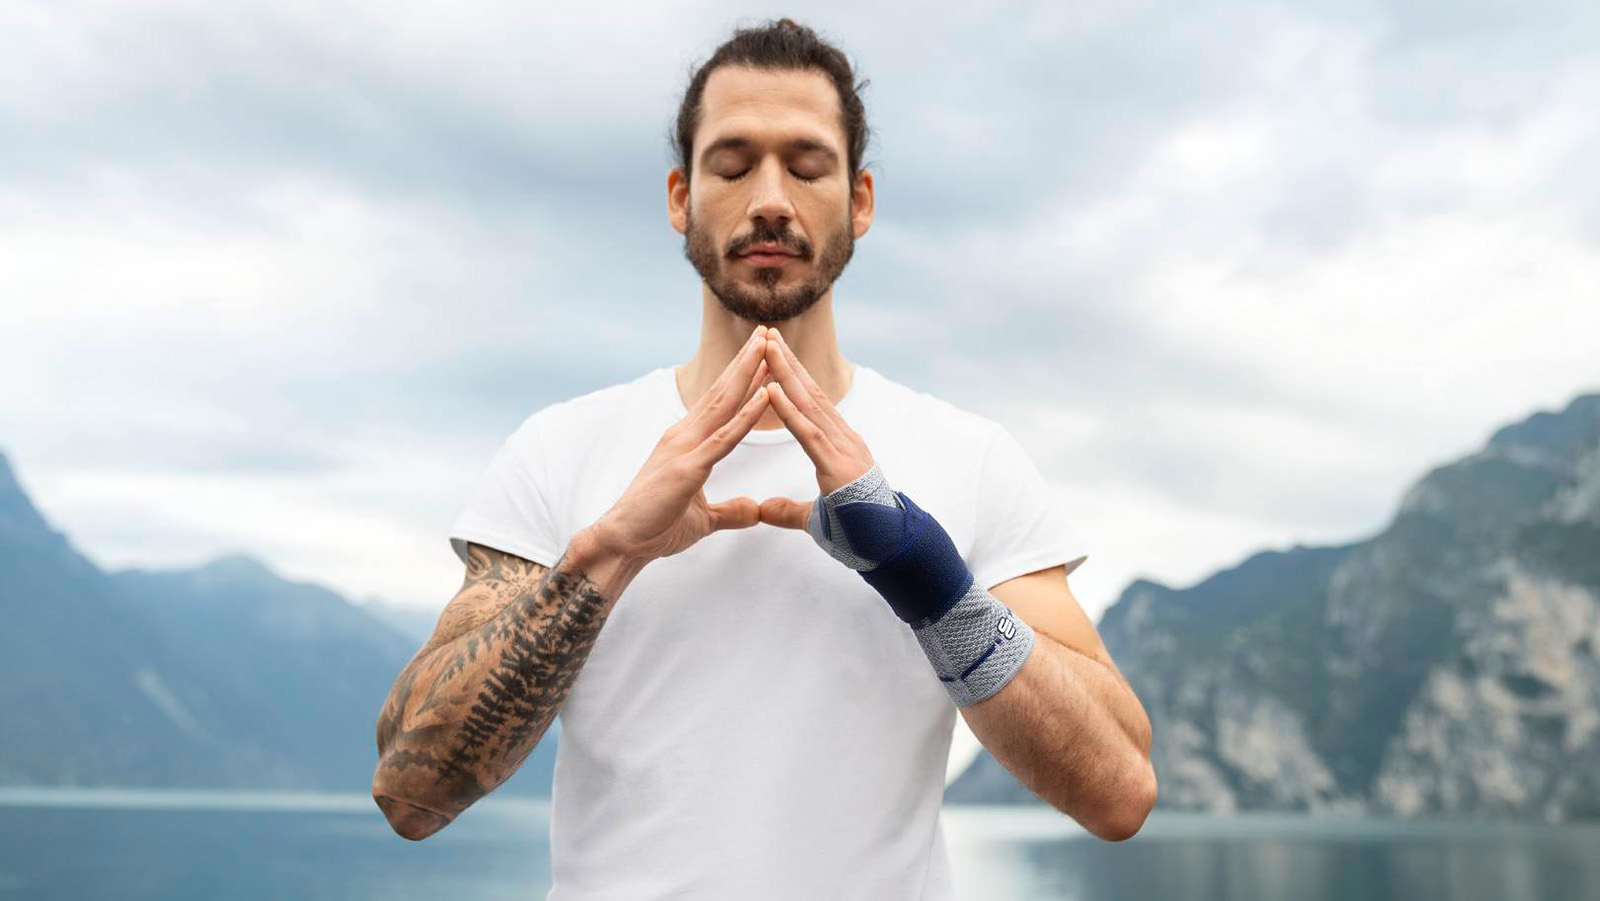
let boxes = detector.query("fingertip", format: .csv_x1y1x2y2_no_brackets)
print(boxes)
735,497,762,529
755,496,806,530
725,496,762,525
765,381,787,411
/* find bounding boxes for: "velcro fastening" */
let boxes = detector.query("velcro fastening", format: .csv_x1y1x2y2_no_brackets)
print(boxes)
839,491,974,624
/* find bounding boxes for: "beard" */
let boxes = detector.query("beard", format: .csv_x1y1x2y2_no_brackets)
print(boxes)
682,202,856,325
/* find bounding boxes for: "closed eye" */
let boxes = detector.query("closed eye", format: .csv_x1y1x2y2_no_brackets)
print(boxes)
721,169,822,184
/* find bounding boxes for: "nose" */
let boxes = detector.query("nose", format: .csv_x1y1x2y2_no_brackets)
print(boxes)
745,157,795,230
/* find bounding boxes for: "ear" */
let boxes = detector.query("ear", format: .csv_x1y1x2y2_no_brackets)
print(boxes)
667,166,689,235
851,167,874,239
757,496,812,530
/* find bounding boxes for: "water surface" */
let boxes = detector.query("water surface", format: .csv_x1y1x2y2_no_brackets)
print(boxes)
3,788,1597,900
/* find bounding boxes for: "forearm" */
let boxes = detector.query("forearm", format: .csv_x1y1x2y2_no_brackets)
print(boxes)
371,527,647,839
960,633,1156,840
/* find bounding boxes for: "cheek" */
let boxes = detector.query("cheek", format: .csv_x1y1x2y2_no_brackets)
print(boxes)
695,196,742,236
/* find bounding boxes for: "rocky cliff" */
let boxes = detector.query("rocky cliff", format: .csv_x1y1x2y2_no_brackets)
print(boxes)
948,391,1600,822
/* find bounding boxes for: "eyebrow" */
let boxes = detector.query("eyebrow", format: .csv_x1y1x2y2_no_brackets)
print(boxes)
699,135,840,167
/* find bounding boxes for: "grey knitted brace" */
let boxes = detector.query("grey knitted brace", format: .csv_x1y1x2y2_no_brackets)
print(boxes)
806,465,1036,706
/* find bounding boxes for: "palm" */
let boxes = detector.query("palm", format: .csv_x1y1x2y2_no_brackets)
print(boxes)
672,491,719,556
638,483,717,561
588,327,772,564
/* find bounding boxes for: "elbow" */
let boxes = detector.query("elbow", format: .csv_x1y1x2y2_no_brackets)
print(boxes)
1088,758,1158,843
372,785,455,841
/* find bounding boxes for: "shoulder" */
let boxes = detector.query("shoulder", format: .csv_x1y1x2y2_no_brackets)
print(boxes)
512,367,668,443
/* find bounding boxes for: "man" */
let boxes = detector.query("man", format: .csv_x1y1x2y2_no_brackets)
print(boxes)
372,17,1155,899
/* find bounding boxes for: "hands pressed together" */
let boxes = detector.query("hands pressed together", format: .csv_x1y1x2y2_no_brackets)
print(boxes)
587,324,1040,711
590,324,879,564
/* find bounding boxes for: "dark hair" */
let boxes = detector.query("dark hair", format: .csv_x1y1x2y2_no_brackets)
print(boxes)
669,17,875,190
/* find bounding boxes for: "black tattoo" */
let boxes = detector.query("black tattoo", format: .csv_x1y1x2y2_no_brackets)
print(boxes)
373,545,611,828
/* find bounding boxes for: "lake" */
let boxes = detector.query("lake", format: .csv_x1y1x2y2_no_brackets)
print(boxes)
2,787,1598,900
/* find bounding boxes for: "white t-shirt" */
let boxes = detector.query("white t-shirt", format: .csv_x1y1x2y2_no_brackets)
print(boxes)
449,362,1082,900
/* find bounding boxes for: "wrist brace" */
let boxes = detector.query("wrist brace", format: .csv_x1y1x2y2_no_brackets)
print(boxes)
806,465,1036,707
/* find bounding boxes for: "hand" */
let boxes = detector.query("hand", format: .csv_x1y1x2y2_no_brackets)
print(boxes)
755,327,879,531
588,327,773,562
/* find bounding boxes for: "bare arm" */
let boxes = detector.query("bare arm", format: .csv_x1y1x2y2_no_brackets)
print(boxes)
747,331,1155,838
953,565,1155,841
370,532,645,840
960,632,1156,841
372,325,778,840
405,543,553,672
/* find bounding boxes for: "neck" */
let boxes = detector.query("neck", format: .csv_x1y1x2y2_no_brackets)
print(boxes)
676,290,853,431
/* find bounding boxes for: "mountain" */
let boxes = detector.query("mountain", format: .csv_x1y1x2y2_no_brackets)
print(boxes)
105,553,420,791
947,391,1600,823
0,449,556,797
0,449,221,788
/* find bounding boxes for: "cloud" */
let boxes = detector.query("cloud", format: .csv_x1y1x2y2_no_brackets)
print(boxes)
3,1,1598,616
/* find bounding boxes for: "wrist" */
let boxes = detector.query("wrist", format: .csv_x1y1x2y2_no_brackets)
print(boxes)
912,584,1036,707
568,524,650,608
846,490,973,625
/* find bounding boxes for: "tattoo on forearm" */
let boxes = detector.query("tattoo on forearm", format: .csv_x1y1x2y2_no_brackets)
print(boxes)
462,541,551,591
374,546,611,818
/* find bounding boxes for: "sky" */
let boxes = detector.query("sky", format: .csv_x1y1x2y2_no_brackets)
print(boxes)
6,0,1600,632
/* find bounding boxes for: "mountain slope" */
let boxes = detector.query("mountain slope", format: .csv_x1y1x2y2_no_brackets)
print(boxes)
0,450,228,787
948,391,1600,823
108,554,418,790
0,449,557,796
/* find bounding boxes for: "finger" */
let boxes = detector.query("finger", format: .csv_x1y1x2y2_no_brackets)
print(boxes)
685,327,767,431
765,380,834,464
707,496,762,532
757,496,811,530
770,329,852,436
715,326,769,405
764,330,846,445
742,358,770,406
689,329,762,418
687,380,771,470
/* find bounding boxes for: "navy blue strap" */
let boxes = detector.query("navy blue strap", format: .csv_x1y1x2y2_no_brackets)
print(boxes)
837,491,974,624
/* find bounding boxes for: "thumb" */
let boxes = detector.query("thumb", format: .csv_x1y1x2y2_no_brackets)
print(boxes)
706,496,762,532
758,496,812,530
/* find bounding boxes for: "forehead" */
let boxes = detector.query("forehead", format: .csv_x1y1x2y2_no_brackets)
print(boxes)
697,65,844,156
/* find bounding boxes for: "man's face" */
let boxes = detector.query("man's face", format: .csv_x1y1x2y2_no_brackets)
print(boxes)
672,65,871,325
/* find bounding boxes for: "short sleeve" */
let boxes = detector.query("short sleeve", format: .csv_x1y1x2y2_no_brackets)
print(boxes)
447,415,564,569
966,424,1086,593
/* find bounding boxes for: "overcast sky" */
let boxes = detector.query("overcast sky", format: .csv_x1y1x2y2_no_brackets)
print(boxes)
5,0,1599,625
